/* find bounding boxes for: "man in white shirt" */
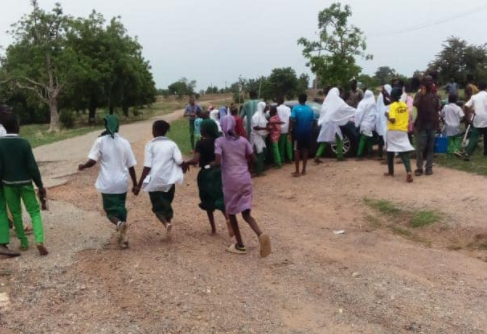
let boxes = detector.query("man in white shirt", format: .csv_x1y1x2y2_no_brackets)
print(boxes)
133,120,184,239
464,82,487,161
276,96,293,163
78,115,137,249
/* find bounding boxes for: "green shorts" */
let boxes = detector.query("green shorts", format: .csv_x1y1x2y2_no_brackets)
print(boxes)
102,193,128,222
149,185,176,220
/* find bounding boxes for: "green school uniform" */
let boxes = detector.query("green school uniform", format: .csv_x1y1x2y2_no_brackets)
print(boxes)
0,134,44,247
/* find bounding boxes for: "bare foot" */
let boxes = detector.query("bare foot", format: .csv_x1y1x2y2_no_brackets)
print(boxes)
292,172,301,178
406,173,414,183
36,243,49,256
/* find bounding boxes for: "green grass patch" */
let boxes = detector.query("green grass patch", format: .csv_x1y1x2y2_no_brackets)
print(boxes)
436,151,487,177
166,118,192,156
409,210,442,228
21,124,104,149
363,198,402,216
365,214,382,228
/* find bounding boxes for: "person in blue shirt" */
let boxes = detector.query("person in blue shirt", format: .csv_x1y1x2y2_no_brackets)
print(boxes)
289,94,316,177
184,96,203,152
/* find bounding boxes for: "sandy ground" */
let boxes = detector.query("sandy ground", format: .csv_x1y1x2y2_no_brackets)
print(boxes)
0,106,486,334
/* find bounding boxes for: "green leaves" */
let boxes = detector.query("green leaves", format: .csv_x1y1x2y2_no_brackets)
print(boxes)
298,2,371,89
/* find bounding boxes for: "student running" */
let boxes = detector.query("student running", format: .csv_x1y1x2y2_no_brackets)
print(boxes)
79,115,137,249
0,113,48,256
213,116,271,257
134,120,184,239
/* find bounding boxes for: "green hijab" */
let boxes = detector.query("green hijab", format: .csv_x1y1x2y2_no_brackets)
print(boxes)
201,119,220,139
101,115,120,138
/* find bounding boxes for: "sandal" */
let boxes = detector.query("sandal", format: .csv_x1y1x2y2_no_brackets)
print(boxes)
406,173,413,183
227,244,247,255
36,243,49,256
259,233,272,258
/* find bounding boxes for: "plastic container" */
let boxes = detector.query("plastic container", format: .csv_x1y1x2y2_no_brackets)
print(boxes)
434,135,448,154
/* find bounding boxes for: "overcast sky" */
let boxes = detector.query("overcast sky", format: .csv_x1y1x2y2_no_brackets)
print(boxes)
1,0,486,90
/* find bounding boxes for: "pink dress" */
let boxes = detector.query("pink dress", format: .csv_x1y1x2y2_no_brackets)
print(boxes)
214,136,253,215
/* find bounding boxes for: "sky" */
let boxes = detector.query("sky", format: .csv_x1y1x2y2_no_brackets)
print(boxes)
1,0,486,90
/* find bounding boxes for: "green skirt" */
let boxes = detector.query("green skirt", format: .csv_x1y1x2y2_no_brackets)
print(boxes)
149,185,176,220
102,193,128,222
197,167,225,212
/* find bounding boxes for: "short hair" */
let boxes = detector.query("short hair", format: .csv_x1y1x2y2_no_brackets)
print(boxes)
277,96,285,105
269,105,278,115
230,104,238,115
298,93,307,104
448,93,458,104
249,90,258,99
479,82,487,91
153,120,170,136
2,112,19,133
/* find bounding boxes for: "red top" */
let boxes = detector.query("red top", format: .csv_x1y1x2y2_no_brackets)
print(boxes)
233,115,247,138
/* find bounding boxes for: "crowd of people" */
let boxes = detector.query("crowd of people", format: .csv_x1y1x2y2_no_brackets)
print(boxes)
0,75,486,259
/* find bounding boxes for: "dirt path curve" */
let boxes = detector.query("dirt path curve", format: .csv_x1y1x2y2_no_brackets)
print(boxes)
1,104,486,334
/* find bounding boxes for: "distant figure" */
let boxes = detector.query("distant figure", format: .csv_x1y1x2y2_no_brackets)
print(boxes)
384,88,415,183
240,90,261,135
355,90,377,159
445,79,458,96
214,116,271,257
276,96,293,163
413,75,441,176
376,84,393,159
194,110,203,144
230,104,246,138
79,115,137,249
268,106,283,168
441,94,464,157
463,82,487,161
0,113,48,256
346,79,364,108
250,102,269,176
184,96,203,152
290,94,315,177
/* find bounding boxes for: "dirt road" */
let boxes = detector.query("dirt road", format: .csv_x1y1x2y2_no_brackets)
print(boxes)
0,107,486,334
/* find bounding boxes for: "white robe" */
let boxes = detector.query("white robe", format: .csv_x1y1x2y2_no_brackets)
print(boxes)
317,88,356,143
375,84,392,138
355,90,377,137
251,102,268,154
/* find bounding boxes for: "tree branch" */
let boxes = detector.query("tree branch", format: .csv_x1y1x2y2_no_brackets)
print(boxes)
15,80,49,104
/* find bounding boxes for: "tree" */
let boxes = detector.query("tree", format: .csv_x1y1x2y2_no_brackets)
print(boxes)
298,2,372,89
428,36,487,86
297,73,310,93
1,1,73,131
261,67,299,100
374,66,397,85
168,78,196,96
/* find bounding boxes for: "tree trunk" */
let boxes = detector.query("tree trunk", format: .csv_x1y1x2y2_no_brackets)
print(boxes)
109,104,114,115
122,104,129,118
48,98,60,132
88,104,97,125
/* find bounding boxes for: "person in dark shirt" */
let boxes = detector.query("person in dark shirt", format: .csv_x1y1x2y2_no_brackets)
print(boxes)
413,75,441,176
184,119,230,235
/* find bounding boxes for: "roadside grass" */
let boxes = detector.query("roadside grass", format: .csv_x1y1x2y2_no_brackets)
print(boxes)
363,198,442,246
166,118,192,156
21,95,232,149
435,150,487,177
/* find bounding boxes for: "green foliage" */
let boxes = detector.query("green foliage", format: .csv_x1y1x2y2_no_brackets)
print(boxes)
261,67,300,100
410,210,442,228
59,110,75,129
375,66,397,85
168,78,197,96
298,2,372,88
427,36,487,86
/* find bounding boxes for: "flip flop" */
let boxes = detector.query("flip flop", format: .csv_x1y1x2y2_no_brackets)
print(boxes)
36,243,49,256
227,244,247,255
406,173,414,183
259,233,271,258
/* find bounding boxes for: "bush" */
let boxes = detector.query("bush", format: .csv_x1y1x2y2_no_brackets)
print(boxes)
60,110,75,129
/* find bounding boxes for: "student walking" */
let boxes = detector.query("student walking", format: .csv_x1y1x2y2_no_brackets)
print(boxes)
134,120,184,239
355,90,377,159
184,119,231,235
384,89,415,182
463,82,487,160
376,84,392,159
268,106,283,168
315,88,356,163
184,97,203,152
0,113,48,255
251,102,268,176
290,94,315,176
441,94,464,157
240,90,261,136
413,75,441,176
79,115,137,249
213,116,271,257
276,96,293,163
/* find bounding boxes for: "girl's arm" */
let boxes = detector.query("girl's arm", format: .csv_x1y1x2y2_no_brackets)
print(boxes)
133,167,151,195
211,154,222,167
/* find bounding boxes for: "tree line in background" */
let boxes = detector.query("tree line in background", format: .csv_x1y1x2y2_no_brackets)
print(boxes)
0,0,156,131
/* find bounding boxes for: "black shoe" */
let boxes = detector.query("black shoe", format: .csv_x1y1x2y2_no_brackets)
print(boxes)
425,169,433,176
414,169,423,177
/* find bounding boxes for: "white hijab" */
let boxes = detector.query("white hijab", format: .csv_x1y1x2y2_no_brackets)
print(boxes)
251,102,268,153
209,109,222,132
355,90,377,137
376,84,392,137
319,88,356,126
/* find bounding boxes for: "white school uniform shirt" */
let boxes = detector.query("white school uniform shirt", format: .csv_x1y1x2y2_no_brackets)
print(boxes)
465,91,487,128
0,125,6,137
441,103,464,136
142,136,184,192
88,134,137,194
277,104,291,134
